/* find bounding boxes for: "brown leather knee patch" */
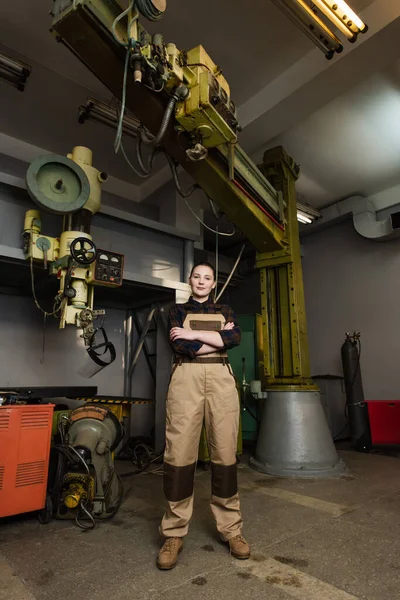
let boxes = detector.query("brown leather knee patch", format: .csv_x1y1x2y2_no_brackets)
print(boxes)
163,462,196,502
211,462,238,499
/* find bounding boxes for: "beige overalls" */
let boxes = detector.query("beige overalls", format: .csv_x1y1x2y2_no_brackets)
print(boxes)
160,312,243,541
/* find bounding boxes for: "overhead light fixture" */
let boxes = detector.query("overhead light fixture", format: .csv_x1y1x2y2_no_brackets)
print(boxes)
272,0,367,59
272,0,343,59
78,97,140,138
296,202,321,224
0,52,31,91
321,0,368,33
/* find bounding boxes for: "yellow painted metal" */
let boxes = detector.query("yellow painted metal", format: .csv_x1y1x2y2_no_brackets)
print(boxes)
58,229,91,259
25,231,59,262
50,2,285,252
64,483,85,508
257,147,316,390
23,210,41,234
175,46,236,148
67,146,106,215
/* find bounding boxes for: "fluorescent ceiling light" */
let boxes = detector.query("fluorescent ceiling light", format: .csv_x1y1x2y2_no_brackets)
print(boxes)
272,0,343,59
322,0,367,33
297,213,312,224
0,52,31,91
78,97,140,138
311,0,357,41
296,202,321,224
272,0,367,58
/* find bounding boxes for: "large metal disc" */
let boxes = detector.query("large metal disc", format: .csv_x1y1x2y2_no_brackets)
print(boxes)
26,154,90,215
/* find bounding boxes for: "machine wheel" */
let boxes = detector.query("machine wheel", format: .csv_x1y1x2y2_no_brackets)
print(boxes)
38,494,53,525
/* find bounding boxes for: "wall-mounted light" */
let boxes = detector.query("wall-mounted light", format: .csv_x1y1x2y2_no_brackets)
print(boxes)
272,0,367,59
297,202,321,224
78,97,140,138
0,52,31,91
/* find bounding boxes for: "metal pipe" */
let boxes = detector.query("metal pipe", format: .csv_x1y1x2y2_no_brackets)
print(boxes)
127,307,156,396
123,310,133,396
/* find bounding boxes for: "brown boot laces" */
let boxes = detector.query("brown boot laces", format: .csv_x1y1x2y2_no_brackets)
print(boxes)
230,535,247,545
163,538,180,554
229,535,249,557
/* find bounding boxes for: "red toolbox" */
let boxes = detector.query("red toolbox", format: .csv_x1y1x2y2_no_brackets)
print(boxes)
0,404,54,518
366,400,400,446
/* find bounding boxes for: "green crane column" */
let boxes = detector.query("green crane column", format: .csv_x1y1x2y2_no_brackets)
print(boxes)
250,146,344,478
256,146,315,388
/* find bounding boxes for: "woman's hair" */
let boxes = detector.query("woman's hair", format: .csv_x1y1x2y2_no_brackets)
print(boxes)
189,262,216,280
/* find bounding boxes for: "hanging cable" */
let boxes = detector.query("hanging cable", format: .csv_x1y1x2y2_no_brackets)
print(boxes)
120,142,149,179
111,0,137,47
165,153,199,197
164,153,236,236
215,243,246,302
29,252,64,318
114,48,131,154
183,197,236,237
215,225,219,299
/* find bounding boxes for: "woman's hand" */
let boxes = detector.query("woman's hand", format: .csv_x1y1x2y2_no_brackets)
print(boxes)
169,327,195,341
223,322,235,331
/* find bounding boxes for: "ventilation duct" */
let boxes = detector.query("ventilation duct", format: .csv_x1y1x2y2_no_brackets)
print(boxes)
303,194,400,241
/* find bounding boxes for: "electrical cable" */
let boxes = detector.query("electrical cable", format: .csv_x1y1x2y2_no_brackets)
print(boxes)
136,0,165,20
245,396,260,423
114,48,131,154
67,445,96,530
215,225,219,299
68,445,91,476
164,153,236,236
215,244,245,302
183,196,236,237
135,134,151,174
143,81,164,92
111,0,137,47
75,501,96,531
119,441,163,477
165,153,198,197
29,254,62,317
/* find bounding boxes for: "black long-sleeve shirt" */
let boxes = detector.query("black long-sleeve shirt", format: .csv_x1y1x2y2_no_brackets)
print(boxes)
168,296,241,359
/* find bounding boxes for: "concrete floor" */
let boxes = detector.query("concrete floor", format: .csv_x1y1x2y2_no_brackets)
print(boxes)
1,448,400,600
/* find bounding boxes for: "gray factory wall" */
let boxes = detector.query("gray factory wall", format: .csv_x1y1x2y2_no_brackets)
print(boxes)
0,295,154,397
302,219,400,400
0,182,183,283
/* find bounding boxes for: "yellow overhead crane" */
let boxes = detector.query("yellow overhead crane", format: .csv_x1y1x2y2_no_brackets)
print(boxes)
45,0,343,477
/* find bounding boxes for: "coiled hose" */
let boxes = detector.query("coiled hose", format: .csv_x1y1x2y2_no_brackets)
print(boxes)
136,0,165,21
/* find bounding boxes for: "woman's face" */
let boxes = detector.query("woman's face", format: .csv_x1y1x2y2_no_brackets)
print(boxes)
189,265,216,301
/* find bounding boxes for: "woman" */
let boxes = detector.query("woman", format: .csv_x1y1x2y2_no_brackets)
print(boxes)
157,262,250,570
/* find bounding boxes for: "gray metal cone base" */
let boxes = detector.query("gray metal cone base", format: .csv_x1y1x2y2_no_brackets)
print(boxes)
250,389,346,478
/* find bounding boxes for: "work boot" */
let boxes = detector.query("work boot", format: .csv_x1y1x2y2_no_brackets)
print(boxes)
157,537,183,570
228,534,251,559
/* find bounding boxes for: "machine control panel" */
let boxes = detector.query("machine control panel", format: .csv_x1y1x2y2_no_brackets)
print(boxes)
88,250,124,287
